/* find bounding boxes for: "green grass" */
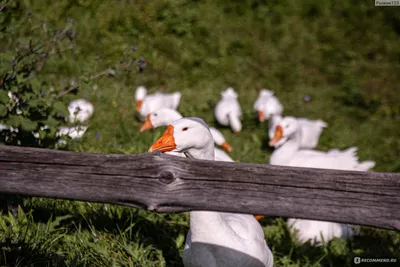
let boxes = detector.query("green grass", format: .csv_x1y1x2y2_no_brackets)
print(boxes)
1,0,400,266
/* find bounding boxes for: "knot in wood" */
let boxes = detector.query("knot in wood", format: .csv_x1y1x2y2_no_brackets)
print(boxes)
158,171,175,184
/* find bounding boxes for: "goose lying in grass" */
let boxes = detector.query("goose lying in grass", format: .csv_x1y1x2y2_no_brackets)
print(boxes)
268,116,375,170
214,87,242,133
253,89,283,122
148,118,273,267
286,219,354,246
57,126,88,139
135,86,182,121
268,116,375,245
68,99,94,123
254,89,327,149
269,115,327,149
57,99,94,139
140,108,233,153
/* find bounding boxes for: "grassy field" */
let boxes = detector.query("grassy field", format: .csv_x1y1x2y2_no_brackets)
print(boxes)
1,0,400,266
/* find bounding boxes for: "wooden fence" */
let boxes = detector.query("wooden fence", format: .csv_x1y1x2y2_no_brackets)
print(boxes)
0,145,399,231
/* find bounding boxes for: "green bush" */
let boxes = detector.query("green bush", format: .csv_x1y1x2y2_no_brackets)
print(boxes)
0,3,139,148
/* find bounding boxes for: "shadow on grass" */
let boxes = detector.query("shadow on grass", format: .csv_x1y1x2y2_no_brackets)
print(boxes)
0,194,25,217
0,242,66,267
27,201,187,267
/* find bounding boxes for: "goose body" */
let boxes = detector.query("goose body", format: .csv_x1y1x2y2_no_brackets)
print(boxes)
214,148,234,162
57,126,88,139
214,88,242,133
269,115,327,149
140,108,233,153
135,86,181,121
286,219,353,245
253,89,283,122
148,118,273,267
269,116,375,244
184,212,273,267
68,99,94,123
165,148,234,162
57,99,93,139
165,147,234,162
269,117,374,171
0,124,8,131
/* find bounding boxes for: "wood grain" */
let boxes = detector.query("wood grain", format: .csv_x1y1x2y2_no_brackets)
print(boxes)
0,145,399,230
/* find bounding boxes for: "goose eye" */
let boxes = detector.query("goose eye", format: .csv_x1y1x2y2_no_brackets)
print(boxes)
182,127,188,131
154,113,157,116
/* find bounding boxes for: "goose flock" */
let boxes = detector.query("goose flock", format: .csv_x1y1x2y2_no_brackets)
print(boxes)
135,86,375,267
0,86,375,267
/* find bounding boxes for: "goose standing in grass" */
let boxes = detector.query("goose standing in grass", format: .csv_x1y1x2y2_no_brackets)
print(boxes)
268,116,375,245
269,115,328,149
214,87,242,133
135,86,182,121
139,108,233,153
148,118,273,267
253,89,283,123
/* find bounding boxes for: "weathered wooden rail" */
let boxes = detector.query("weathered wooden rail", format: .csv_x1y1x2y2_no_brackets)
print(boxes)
0,145,399,231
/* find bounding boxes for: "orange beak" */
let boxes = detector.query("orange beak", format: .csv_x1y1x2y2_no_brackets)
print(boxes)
258,110,265,122
140,114,153,132
254,215,264,221
269,125,283,146
220,142,232,152
148,125,177,152
136,100,143,112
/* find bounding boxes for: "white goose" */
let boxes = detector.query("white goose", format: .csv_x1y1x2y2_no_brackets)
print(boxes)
214,88,242,133
135,86,182,121
148,118,273,267
269,116,375,170
56,126,88,139
253,89,283,122
269,116,375,245
140,108,233,154
269,115,328,149
209,127,232,152
254,89,327,149
0,123,9,131
57,99,94,139
68,99,94,123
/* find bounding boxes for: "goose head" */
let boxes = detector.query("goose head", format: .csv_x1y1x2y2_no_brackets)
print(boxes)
140,108,183,132
221,87,238,99
68,99,94,123
149,117,215,160
269,116,299,147
259,89,274,98
135,86,147,111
